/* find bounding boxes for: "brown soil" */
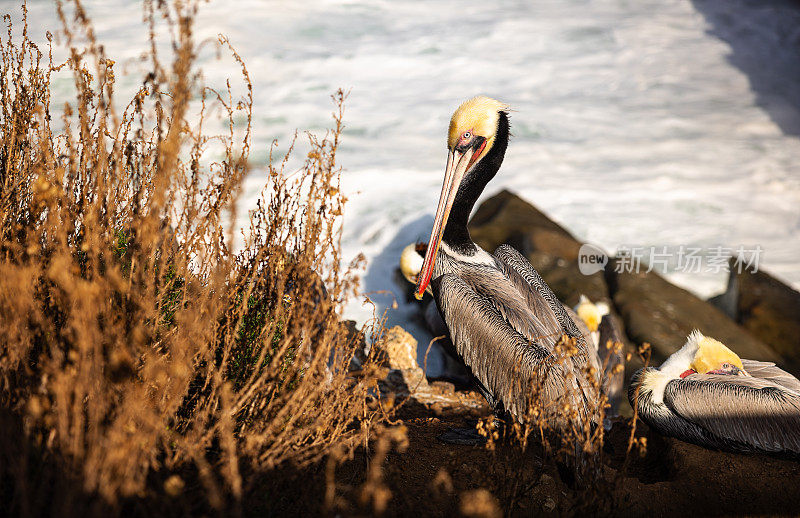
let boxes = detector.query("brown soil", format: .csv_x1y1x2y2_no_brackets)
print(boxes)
253,386,800,517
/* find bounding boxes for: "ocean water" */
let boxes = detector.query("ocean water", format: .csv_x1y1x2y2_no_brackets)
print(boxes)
20,0,800,371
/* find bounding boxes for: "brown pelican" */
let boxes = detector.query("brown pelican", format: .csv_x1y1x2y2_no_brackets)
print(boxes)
629,330,800,455
400,242,427,286
572,295,624,414
574,294,610,351
413,96,600,431
567,294,624,417
596,313,625,416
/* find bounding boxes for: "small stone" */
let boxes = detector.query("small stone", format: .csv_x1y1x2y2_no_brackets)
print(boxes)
164,475,185,496
380,367,427,395
460,488,502,518
430,380,455,394
342,320,368,371
400,367,426,389
380,326,419,370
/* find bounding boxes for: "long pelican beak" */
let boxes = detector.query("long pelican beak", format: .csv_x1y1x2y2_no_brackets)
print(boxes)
414,145,480,299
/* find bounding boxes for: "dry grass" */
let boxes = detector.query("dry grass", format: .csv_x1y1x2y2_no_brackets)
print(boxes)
470,331,638,513
0,1,386,515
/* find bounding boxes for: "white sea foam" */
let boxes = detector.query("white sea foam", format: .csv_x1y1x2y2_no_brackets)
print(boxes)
22,0,800,374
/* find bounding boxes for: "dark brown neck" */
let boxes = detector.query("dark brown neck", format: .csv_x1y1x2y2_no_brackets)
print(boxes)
442,112,509,255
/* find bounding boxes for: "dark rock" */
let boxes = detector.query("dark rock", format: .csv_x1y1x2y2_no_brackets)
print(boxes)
525,251,608,308
734,264,800,375
708,264,739,320
342,319,368,371
607,259,781,367
468,189,577,256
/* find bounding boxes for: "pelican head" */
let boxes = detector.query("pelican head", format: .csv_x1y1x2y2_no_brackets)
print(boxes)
414,96,511,299
574,294,609,332
688,330,747,376
660,330,748,378
643,330,749,404
399,242,426,284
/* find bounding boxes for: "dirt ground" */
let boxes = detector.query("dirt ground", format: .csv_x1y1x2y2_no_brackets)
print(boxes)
251,385,800,517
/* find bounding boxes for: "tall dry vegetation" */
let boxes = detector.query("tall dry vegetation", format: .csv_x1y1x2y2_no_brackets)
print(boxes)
0,1,384,514
485,335,614,486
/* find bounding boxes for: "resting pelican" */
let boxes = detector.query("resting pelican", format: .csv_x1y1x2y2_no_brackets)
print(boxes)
413,96,600,430
629,330,800,455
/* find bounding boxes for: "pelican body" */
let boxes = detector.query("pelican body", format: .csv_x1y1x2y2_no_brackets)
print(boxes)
630,330,800,456
572,294,625,417
414,97,600,429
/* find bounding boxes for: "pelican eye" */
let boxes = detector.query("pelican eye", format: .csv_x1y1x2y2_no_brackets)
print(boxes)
462,131,471,140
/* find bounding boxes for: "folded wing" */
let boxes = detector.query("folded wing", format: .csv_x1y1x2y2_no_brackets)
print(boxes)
433,274,578,422
664,374,800,454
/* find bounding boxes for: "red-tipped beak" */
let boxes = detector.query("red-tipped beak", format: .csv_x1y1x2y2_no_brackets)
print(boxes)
414,146,479,299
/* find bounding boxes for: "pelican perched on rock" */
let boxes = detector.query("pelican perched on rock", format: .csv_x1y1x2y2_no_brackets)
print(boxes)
629,330,800,456
413,96,600,430
574,294,610,351
573,295,624,415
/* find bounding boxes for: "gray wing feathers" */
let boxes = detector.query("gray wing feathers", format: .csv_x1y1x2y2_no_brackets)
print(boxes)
664,376,800,454
597,314,625,415
742,359,800,394
493,245,586,342
434,274,590,424
629,368,729,450
493,245,600,399
463,266,559,350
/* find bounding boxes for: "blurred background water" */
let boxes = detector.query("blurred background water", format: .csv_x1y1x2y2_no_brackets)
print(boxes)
19,0,800,348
